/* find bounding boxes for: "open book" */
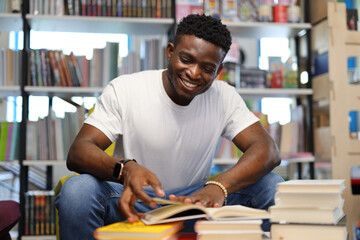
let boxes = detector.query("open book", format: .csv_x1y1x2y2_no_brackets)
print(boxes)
141,198,270,225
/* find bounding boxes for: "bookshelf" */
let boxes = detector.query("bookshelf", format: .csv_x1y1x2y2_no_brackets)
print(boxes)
226,21,311,38
328,2,360,240
0,13,22,32
26,15,174,35
10,0,315,239
24,86,103,97
0,86,21,97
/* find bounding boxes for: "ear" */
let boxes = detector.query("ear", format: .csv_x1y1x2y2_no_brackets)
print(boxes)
215,63,223,78
166,42,175,61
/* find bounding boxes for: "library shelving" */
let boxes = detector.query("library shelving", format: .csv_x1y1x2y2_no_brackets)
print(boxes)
6,0,316,239
225,21,311,38
0,86,21,97
0,13,22,32
328,2,360,240
24,86,103,97
26,15,174,35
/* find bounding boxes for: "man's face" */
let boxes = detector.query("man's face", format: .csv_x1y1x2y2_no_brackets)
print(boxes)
164,35,225,106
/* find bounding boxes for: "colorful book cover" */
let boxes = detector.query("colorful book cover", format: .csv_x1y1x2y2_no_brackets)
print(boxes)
0,122,9,161
5,122,13,161
176,0,203,22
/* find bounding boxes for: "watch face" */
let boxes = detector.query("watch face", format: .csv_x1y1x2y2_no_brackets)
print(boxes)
113,162,122,179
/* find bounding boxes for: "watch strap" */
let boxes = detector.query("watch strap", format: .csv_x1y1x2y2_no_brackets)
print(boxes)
113,159,137,181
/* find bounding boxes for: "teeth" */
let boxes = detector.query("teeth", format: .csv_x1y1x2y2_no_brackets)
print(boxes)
182,80,197,88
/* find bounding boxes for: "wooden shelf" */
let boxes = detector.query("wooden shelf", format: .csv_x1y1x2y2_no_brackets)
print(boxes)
26,15,174,35
24,86,103,97
0,13,22,32
0,86,21,97
225,21,311,38
236,88,313,98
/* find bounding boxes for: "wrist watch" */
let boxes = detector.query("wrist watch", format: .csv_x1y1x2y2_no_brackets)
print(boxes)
112,159,137,181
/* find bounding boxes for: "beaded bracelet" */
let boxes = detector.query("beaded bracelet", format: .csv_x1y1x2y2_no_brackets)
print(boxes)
204,180,228,205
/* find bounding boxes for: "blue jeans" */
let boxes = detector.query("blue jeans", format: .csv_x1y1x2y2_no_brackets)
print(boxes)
55,172,283,240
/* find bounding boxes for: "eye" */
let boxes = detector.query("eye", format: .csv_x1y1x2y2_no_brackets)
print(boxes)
179,56,191,64
202,66,216,74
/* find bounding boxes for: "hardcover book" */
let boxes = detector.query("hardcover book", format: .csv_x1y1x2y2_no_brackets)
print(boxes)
142,198,270,225
94,220,183,240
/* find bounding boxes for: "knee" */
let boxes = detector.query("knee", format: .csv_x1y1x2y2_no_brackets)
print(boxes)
56,174,101,210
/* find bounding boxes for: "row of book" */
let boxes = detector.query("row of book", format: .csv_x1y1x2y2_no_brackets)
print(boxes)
119,38,162,75
24,190,56,236
214,105,305,161
176,0,302,23
27,37,162,87
28,42,119,88
0,122,20,162
0,0,20,13
26,107,85,161
269,179,347,240
0,48,22,87
29,0,172,18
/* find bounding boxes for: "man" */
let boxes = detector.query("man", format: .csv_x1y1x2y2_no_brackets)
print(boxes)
56,14,283,239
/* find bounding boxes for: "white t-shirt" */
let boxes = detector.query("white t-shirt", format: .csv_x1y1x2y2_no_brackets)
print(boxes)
85,69,259,190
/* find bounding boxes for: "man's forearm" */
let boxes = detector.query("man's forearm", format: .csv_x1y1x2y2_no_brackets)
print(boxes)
212,141,281,194
67,140,120,182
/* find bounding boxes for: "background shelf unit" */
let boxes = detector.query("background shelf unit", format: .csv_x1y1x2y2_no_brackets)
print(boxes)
0,0,316,238
328,3,360,240
0,86,21,97
26,15,174,34
226,21,311,38
236,88,313,98
24,86,103,97
0,13,22,32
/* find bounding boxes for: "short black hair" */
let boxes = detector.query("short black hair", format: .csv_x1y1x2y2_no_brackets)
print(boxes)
174,14,232,55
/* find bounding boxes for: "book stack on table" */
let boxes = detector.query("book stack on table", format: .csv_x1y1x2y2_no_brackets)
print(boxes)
269,179,347,240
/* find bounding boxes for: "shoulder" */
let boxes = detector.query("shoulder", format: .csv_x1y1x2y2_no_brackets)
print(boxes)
111,69,162,86
207,80,239,100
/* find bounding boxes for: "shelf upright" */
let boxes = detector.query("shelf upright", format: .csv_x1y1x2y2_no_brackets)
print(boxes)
19,0,30,238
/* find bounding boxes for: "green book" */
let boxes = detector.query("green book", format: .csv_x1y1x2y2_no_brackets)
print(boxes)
9,122,20,161
0,122,9,161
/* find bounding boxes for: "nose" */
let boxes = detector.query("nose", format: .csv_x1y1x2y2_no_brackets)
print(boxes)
186,64,201,80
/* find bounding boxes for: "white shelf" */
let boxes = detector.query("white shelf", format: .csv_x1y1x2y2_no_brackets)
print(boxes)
236,88,313,98
213,155,315,165
26,15,174,35
226,21,311,38
0,160,19,165
25,86,103,97
21,235,56,240
22,160,66,166
0,13,22,32
0,86,21,96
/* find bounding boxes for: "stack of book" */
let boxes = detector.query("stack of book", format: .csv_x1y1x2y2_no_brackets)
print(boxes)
195,219,265,240
269,179,347,240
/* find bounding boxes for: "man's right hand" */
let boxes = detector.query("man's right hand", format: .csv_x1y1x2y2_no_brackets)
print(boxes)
118,161,165,223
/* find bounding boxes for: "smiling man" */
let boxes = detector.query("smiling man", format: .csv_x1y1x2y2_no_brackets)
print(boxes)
55,14,283,240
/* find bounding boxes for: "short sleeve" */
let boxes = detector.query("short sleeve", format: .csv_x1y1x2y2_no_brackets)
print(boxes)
84,81,125,142
221,86,259,140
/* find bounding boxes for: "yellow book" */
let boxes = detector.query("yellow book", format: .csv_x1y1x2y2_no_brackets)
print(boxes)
94,220,183,240
142,198,270,225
